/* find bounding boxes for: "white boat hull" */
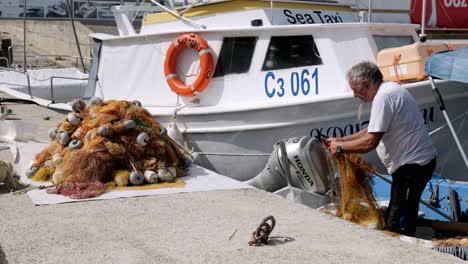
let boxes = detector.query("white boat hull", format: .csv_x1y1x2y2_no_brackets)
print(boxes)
151,80,468,181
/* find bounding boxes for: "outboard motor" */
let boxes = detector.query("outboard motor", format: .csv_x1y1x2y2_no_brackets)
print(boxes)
246,136,332,194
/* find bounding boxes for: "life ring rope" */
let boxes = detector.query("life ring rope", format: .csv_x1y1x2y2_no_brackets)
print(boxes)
164,33,214,97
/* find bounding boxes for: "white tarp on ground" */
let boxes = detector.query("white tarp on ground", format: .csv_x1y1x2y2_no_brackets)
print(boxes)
27,165,253,205
0,125,252,205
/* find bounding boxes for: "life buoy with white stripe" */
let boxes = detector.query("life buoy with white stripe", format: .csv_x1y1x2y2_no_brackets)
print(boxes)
164,33,214,97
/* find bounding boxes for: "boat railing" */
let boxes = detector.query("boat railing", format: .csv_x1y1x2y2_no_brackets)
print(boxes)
0,57,10,69
49,76,92,103
149,0,206,29
29,54,92,69
112,5,166,36
0,68,32,99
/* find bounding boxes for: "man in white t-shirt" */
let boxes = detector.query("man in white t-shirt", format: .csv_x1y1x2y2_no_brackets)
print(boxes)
324,61,437,236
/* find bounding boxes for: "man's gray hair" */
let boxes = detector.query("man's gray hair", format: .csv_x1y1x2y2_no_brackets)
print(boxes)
346,61,383,89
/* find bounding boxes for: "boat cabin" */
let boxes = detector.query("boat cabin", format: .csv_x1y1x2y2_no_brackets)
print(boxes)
90,0,418,112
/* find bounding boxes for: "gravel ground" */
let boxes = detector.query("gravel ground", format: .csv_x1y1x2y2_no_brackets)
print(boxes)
0,92,464,264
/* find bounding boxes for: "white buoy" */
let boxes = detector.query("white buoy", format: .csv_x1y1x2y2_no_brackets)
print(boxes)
90,97,103,106
97,125,112,137
132,100,142,107
58,131,71,146
158,168,175,182
48,127,58,140
25,167,38,178
52,171,65,185
144,170,158,184
68,139,83,149
129,171,144,185
136,132,149,147
67,113,81,126
123,120,136,130
52,154,62,166
28,160,39,169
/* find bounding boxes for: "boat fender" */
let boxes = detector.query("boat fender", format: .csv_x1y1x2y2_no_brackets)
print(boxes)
48,127,58,140
129,170,144,185
136,132,149,147
132,100,142,107
25,167,38,178
72,99,87,113
144,170,158,184
97,125,113,137
52,154,63,166
52,171,65,185
58,131,71,146
67,113,81,126
167,121,184,146
90,97,103,106
68,139,83,150
123,120,136,130
164,33,214,97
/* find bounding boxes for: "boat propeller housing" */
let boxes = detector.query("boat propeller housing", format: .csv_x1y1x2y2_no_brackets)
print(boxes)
245,136,332,195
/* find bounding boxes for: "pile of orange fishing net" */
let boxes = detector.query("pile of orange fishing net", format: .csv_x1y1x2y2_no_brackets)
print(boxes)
327,153,385,230
26,98,189,199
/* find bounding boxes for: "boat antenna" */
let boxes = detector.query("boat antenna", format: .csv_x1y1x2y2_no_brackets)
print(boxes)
419,0,427,42
65,0,87,73
179,0,204,16
270,0,274,23
22,0,27,72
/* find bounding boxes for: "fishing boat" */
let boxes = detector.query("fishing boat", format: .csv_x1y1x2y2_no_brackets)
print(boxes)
0,0,467,183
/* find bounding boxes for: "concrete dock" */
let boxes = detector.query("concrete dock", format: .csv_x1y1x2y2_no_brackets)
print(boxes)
0,92,463,263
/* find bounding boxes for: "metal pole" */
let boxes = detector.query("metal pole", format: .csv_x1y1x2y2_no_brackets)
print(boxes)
429,76,468,172
23,0,27,72
367,0,372,23
65,0,86,73
419,0,428,42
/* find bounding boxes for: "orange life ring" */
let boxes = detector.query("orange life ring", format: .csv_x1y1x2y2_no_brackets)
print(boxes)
164,33,214,97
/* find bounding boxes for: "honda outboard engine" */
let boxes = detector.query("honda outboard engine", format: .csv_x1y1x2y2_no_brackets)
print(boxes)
245,136,332,194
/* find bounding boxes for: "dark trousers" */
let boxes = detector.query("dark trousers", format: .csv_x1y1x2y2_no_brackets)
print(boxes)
386,157,436,236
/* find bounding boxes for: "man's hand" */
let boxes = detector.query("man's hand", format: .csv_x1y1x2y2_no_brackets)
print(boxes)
324,138,342,155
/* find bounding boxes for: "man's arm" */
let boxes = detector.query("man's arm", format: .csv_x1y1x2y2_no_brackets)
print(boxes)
338,128,369,142
326,130,383,154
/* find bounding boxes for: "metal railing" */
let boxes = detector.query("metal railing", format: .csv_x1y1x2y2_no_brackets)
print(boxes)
0,57,10,69
49,76,93,103
29,54,92,68
0,68,33,98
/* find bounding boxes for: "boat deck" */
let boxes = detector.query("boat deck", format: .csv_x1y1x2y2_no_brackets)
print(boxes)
0,91,463,263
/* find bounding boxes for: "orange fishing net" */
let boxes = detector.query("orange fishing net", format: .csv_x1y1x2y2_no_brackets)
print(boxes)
28,99,189,199
328,153,385,229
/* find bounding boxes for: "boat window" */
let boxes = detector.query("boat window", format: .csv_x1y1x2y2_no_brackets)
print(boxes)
373,35,414,51
213,37,257,77
262,35,322,71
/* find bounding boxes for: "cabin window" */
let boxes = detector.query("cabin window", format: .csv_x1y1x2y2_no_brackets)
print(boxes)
213,37,257,77
373,35,414,51
262,35,322,71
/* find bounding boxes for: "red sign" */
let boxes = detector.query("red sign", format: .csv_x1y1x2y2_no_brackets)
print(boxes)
410,0,468,28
